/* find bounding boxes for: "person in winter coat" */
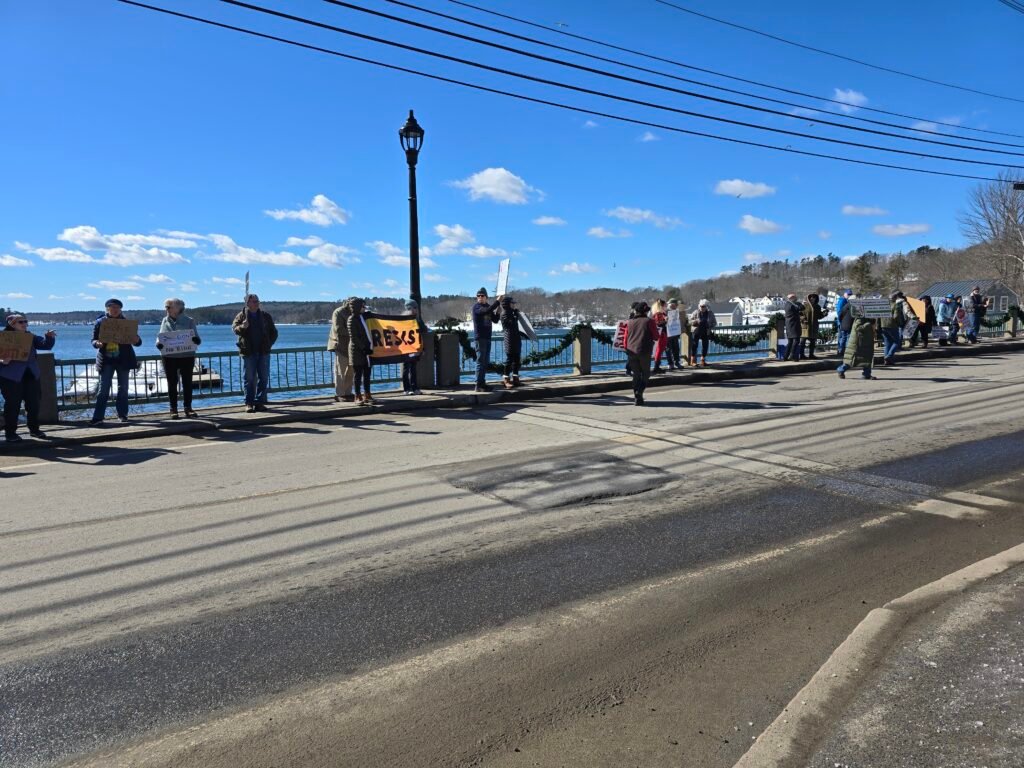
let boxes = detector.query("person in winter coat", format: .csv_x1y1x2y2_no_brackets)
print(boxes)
965,286,990,343
783,294,803,361
665,298,685,369
156,297,201,419
836,291,855,357
327,298,354,402
800,293,826,359
499,296,526,389
837,317,877,380
877,291,907,365
90,298,143,425
688,299,717,367
650,300,669,374
909,295,936,348
936,294,959,345
401,299,426,395
346,297,375,405
232,294,279,413
471,287,502,392
0,314,56,442
625,302,658,406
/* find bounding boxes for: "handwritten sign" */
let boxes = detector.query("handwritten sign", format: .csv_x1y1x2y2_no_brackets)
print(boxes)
849,299,892,320
364,314,424,359
98,318,139,345
666,310,682,337
495,258,510,297
0,331,34,363
613,321,628,350
158,330,197,356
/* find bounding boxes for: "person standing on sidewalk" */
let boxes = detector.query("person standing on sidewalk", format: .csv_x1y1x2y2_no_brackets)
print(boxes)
878,291,909,366
625,302,658,406
665,298,684,370
837,317,877,380
346,298,375,405
471,288,501,393
801,293,825,359
936,294,959,345
783,294,803,361
965,286,990,343
90,298,142,425
910,295,936,348
0,314,56,442
402,299,425,395
327,298,354,402
156,298,201,419
836,291,854,358
650,299,669,374
688,299,716,367
232,294,278,413
499,295,524,389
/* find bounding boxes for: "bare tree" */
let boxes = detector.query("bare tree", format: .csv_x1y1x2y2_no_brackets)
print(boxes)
959,170,1024,294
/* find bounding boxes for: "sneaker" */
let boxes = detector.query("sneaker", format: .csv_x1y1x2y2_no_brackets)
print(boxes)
184,409,199,418
4,434,22,443
29,430,46,439
838,370,846,379
255,404,268,412
118,416,129,423
412,389,423,395
474,385,491,393
89,419,104,427
363,397,378,406
245,405,256,413
170,411,180,420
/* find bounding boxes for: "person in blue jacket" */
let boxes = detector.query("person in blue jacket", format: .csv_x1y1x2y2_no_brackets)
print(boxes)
90,298,142,425
0,313,56,442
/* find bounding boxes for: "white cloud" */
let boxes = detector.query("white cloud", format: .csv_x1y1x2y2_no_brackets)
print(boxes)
639,131,659,142
777,249,792,257
451,168,540,204
88,280,143,291
738,215,784,234
911,116,961,134
424,273,449,283
306,242,360,268
77,293,97,301
272,279,302,287
264,194,351,226
532,216,567,226
157,229,206,240
47,294,65,300
284,235,325,247
0,254,32,267
873,223,931,236
434,224,475,253
462,245,509,259
369,241,438,268
842,205,888,216
57,225,191,266
212,277,245,285
605,206,682,229
205,234,307,266
910,121,940,133
549,261,599,274
789,107,820,118
818,230,832,240
714,179,776,198
742,252,764,263
130,273,174,283
583,120,598,128
587,226,632,239
3,292,31,299
834,88,868,114
124,295,146,301
18,245,96,263
350,281,376,291
178,282,199,292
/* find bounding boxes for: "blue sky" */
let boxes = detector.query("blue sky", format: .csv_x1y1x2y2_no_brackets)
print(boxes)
2,0,1023,311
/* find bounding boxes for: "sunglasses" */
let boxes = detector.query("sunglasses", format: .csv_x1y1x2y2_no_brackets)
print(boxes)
13,320,27,325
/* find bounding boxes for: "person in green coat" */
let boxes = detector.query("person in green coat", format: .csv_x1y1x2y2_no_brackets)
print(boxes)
837,317,877,380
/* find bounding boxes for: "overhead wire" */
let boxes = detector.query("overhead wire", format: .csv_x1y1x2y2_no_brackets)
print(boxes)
449,0,1024,141
115,0,1015,183
654,0,1024,105
207,0,1024,171
338,0,1024,156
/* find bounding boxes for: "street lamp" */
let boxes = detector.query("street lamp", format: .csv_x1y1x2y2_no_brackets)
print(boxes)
399,110,425,309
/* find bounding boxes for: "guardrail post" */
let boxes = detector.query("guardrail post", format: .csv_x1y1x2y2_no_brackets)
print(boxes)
416,329,436,388
435,333,461,388
573,326,591,375
38,354,59,424
768,316,783,359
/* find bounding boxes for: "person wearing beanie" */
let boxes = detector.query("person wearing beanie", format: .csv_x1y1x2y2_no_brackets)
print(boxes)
90,298,142,425
402,299,425,395
327,297,355,402
688,298,717,367
156,297,201,419
0,314,56,442
499,296,525,388
231,294,279,412
625,302,658,405
471,287,502,392
346,297,375,405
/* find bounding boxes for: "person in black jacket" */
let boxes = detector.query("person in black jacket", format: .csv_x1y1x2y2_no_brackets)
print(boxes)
90,298,143,425
783,293,803,361
499,296,525,389
471,288,502,392
231,294,279,413
836,294,855,357
347,298,375,405
910,295,936,348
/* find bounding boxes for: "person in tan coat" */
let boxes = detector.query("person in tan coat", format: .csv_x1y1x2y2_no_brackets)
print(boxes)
327,298,355,402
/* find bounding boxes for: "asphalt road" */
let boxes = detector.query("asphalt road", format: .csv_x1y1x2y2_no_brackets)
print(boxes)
2,353,1023,768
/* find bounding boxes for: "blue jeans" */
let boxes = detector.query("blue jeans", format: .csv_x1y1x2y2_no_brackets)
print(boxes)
475,337,491,387
243,353,271,405
836,329,850,357
92,365,131,421
881,327,901,359
837,363,872,378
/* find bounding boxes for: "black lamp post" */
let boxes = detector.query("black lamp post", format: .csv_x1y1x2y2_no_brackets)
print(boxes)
399,110,425,309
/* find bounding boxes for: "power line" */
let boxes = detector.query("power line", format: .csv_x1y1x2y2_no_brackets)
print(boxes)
214,0,1022,171
115,0,1013,183
996,0,1024,14
338,0,1024,157
654,0,1024,105
449,0,1024,141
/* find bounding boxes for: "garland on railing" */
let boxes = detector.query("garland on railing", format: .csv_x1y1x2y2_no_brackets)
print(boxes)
437,322,610,373
980,305,1020,328
706,312,783,349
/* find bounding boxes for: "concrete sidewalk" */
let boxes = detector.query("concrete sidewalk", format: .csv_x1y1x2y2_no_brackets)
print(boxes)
3,336,1023,451
808,563,1024,767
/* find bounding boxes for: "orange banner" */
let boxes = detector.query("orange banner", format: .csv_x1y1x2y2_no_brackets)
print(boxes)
365,315,424,359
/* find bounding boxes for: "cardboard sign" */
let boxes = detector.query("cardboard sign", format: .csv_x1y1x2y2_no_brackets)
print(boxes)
97,318,140,345
849,299,892,319
666,310,682,337
158,330,197,356
495,258,510,297
613,321,628,350
902,318,920,340
905,296,925,320
364,314,424,359
0,330,34,363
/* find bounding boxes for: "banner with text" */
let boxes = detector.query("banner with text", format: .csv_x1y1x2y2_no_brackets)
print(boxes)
365,314,425,359
849,299,892,319
98,318,140,345
158,330,197,356
0,331,34,363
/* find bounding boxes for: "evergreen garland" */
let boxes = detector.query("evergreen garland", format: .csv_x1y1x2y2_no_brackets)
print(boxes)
980,305,1020,328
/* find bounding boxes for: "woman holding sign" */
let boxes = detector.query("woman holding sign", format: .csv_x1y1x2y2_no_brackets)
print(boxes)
0,314,56,442
90,298,142,425
156,298,201,419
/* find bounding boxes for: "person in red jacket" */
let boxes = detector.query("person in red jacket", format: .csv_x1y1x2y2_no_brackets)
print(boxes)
625,302,658,406
650,299,669,375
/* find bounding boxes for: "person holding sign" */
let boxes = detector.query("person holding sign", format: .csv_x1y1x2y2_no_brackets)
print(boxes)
346,298,375,405
0,314,56,442
471,288,502,393
650,300,669,375
90,298,142,425
664,298,684,370
232,294,279,413
156,297,201,419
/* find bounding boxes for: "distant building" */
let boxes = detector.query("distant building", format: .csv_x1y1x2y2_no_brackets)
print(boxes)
730,295,783,314
705,300,744,326
919,280,1019,313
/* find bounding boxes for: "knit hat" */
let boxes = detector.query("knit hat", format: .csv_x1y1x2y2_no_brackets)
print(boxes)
104,298,123,308
476,287,488,297
945,293,954,299
843,289,853,296
6,313,26,326
889,290,902,300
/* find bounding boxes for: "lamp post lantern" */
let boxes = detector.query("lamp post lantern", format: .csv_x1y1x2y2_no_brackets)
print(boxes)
399,110,425,309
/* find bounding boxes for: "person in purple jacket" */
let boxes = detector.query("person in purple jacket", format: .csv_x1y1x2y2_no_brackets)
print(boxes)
0,313,56,442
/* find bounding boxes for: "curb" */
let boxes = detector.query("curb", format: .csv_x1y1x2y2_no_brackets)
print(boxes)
732,540,1024,768
3,337,1023,453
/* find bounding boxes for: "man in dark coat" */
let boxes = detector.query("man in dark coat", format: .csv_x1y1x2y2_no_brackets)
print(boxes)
471,287,502,392
625,302,658,406
783,293,803,361
232,293,279,412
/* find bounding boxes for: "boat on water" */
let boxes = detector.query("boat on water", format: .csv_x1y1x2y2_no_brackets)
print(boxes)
62,359,224,403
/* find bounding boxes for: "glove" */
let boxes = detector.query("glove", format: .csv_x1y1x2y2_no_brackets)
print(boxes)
156,343,164,350
192,337,201,344
92,340,103,349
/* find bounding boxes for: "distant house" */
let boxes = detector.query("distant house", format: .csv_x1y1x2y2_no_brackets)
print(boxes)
705,301,744,326
920,280,1019,313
